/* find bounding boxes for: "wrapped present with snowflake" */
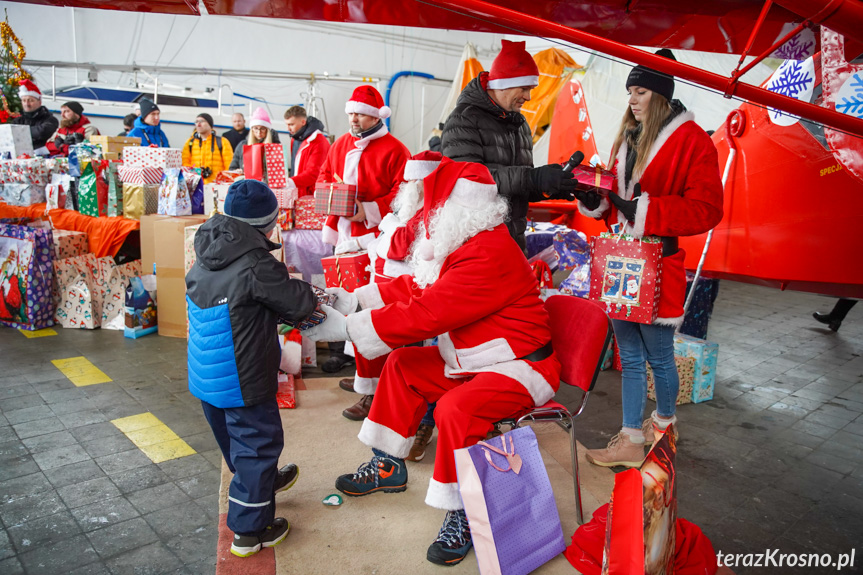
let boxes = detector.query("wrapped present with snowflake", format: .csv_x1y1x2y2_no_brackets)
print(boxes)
321,251,370,292
588,232,662,324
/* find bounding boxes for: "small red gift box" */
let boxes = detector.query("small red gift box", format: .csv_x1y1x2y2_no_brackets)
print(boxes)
571,164,615,196
321,251,371,292
294,196,328,230
314,182,357,217
588,232,662,325
276,372,296,409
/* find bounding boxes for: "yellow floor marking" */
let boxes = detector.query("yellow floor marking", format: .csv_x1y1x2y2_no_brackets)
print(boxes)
112,413,196,464
19,328,58,338
51,356,112,386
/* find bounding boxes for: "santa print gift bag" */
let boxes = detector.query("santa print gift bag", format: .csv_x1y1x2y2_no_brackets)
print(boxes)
455,427,566,575
158,168,191,216
0,224,55,330
588,231,662,325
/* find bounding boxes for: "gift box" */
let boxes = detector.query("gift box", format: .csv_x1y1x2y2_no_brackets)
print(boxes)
0,184,46,206
646,355,697,405
125,275,158,339
525,222,568,260
680,271,720,340
321,251,370,292
588,232,662,325
571,164,614,195
671,333,718,403
0,158,52,186
282,285,335,331
123,147,182,170
104,162,123,217
553,228,591,270
0,224,55,330
52,230,88,260
89,135,141,155
118,166,165,185
276,372,296,409
314,182,357,217
294,196,327,230
122,183,159,220
0,125,34,158
158,168,191,216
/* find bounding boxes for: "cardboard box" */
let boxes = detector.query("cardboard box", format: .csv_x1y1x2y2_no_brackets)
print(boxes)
90,135,142,147
139,215,171,275
102,152,122,161
153,215,207,338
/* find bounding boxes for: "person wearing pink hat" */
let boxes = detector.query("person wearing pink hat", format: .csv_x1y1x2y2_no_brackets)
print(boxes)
315,85,410,376
11,79,59,150
228,107,282,171
441,40,578,252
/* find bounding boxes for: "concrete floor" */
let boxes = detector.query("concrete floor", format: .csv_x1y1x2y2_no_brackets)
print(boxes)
0,280,861,575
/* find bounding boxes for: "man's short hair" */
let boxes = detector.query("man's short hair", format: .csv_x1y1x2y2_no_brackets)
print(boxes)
284,106,307,120
123,113,137,128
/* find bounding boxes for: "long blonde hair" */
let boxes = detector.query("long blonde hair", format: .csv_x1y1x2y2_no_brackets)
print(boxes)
609,92,672,178
247,127,274,145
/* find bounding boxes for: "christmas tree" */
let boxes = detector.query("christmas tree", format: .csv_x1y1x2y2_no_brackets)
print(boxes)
0,10,29,121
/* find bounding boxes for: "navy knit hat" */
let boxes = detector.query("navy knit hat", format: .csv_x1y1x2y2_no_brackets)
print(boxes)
626,49,677,102
139,98,159,120
224,180,279,232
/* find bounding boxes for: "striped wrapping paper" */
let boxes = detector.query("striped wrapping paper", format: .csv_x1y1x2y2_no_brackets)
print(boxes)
118,166,165,185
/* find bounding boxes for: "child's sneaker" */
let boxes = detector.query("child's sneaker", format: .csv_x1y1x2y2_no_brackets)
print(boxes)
230,518,290,557
335,449,407,496
427,509,472,566
274,463,299,493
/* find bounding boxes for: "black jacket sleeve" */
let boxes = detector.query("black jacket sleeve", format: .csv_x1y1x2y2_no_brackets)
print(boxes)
31,115,59,149
250,255,317,322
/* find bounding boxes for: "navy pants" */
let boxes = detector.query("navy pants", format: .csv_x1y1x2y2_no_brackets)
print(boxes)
201,399,283,536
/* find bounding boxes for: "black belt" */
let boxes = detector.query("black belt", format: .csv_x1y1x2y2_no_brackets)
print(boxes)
519,341,553,363
661,236,679,257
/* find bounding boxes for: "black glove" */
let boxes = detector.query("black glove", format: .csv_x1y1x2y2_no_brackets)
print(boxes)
69,132,85,145
53,135,66,149
574,190,602,210
530,164,577,199
608,191,638,222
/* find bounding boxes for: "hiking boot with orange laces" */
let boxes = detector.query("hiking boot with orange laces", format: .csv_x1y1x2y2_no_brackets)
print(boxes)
335,448,407,496
584,431,646,468
407,424,434,462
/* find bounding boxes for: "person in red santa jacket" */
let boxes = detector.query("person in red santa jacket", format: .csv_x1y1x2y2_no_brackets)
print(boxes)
305,159,561,566
46,101,100,157
315,85,410,376
576,49,723,468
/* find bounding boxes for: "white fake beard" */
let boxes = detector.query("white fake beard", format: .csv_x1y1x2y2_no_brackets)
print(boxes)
391,180,423,223
410,194,509,289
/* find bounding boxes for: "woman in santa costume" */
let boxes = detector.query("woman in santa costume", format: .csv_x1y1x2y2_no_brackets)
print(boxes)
305,159,560,566
316,85,411,376
576,49,723,468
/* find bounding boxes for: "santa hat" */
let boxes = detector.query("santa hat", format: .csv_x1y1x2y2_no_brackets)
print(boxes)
487,40,539,90
404,150,442,181
416,158,497,260
18,80,41,100
249,107,272,130
345,85,391,120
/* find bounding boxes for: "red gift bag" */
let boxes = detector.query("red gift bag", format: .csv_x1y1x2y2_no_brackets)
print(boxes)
321,251,370,292
314,182,357,217
263,143,287,188
243,144,266,182
588,232,662,325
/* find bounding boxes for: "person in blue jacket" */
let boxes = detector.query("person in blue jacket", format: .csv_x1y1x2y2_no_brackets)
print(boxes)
186,179,317,557
126,98,170,147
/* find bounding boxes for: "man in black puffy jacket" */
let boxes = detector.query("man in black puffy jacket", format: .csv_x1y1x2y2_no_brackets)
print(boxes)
441,40,577,251
11,80,59,151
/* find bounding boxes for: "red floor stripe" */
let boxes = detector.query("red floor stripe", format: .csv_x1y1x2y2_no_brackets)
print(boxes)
215,513,276,575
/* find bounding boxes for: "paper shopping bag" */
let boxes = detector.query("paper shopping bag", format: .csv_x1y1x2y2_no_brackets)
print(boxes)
455,426,566,575
0,224,55,330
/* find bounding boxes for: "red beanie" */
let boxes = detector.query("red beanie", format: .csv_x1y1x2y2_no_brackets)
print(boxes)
487,40,539,90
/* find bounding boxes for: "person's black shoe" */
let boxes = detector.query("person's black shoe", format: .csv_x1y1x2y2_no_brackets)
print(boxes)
230,518,290,557
321,354,355,373
427,509,472,566
274,463,299,494
813,312,842,332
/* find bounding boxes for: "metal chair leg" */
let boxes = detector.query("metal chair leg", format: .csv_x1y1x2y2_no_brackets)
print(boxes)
570,415,583,525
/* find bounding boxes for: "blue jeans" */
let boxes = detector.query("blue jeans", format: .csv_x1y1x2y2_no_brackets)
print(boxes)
611,319,679,429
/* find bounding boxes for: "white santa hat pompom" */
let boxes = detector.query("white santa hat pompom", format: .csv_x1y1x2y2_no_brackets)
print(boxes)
280,340,302,375
417,238,436,261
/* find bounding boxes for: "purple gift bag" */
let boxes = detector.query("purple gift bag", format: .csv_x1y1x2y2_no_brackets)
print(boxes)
0,223,55,330
455,426,566,575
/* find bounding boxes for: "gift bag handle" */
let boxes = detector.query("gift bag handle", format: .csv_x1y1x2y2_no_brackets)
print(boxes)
477,434,522,474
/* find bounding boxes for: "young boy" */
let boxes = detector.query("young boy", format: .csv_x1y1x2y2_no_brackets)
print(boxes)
186,179,317,557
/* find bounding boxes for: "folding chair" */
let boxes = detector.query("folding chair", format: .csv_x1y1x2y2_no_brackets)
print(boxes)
495,294,612,524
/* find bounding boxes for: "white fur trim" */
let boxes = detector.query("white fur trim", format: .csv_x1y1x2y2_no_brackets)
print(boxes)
378,213,400,235
404,160,440,181
345,100,387,119
382,259,412,279
417,238,435,261
425,479,464,510
629,193,650,239
321,225,339,246
279,341,302,374
446,360,556,406
487,75,539,90
654,314,684,328
363,200,382,228
578,195,610,218
449,179,498,209
436,333,460,371
346,308,393,360
355,282,385,310
18,87,40,100
619,111,695,200
249,118,272,130
354,375,379,395
358,418,414,458
448,337,517,372
354,231,376,250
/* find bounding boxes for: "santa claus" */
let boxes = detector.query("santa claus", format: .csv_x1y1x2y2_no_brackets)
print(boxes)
305,159,561,566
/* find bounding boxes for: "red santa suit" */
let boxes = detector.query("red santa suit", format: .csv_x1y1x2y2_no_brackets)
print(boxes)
286,128,330,197
578,110,723,326
345,160,561,510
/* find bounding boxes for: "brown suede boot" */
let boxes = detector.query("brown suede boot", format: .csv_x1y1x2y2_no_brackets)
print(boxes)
406,424,434,462
342,395,373,421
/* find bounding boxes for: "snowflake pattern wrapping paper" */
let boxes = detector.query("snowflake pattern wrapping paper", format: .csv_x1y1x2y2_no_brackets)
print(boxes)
770,25,815,61
588,232,662,325
321,251,370,292
765,57,815,126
